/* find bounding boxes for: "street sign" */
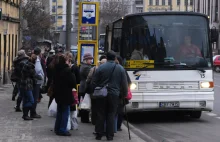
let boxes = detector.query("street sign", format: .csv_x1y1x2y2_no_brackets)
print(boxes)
79,2,99,26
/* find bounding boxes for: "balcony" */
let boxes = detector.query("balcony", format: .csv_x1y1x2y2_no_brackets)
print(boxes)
135,0,143,7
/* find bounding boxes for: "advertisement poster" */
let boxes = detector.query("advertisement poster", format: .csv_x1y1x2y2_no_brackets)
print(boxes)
81,44,95,63
82,4,96,24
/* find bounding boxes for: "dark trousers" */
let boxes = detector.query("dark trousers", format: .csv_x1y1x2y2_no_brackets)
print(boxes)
54,104,70,134
48,96,54,109
91,98,97,125
31,84,41,116
95,94,118,139
117,104,125,129
16,90,22,108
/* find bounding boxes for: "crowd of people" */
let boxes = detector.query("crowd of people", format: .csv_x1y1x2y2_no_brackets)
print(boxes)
11,47,131,141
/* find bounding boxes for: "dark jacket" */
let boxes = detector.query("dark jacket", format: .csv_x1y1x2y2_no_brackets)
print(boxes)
53,64,76,105
79,63,91,93
12,56,29,82
20,61,41,90
71,64,80,84
93,61,128,96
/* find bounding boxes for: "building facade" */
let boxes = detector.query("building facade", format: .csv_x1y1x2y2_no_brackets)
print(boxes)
144,0,193,12
193,0,220,54
0,0,20,84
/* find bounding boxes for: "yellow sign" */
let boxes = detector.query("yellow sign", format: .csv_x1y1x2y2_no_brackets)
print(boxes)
77,2,99,66
124,60,155,68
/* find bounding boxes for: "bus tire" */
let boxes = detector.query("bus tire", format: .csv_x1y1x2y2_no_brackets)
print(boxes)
190,111,202,119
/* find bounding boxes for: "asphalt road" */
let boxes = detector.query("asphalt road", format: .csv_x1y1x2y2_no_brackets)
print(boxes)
127,73,220,142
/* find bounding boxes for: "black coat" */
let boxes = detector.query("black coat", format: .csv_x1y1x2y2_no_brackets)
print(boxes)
53,64,76,105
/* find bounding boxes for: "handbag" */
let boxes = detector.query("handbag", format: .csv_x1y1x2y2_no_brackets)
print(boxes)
93,64,116,97
126,88,132,100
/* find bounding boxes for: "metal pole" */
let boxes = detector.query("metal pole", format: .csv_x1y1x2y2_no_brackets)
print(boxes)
66,0,72,51
56,0,58,31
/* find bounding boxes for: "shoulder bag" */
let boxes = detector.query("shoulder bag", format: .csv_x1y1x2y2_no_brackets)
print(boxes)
93,64,116,97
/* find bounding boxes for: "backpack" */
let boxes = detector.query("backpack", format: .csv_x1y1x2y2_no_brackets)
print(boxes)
10,59,28,82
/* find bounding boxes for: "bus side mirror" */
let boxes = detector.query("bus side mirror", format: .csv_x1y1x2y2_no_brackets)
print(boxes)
211,28,219,43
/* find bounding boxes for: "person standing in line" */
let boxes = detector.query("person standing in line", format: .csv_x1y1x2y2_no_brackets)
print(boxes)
79,53,93,123
11,50,30,112
20,54,42,120
86,57,107,126
53,54,76,136
93,51,128,141
115,56,131,131
30,47,44,118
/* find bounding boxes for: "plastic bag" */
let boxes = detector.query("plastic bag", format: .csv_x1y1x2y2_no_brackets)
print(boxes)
67,115,71,131
79,94,91,110
70,110,78,130
48,99,57,117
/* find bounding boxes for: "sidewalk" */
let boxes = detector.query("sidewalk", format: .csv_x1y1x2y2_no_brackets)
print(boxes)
0,84,145,142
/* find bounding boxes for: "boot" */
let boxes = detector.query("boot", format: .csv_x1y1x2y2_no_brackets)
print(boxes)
22,107,33,121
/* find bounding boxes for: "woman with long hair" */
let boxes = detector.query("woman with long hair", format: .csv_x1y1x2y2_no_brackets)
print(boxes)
53,54,76,136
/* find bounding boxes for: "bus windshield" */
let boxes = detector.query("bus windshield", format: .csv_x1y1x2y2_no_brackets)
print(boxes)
118,15,211,69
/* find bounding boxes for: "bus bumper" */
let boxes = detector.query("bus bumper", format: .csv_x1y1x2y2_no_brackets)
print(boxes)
126,91,214,113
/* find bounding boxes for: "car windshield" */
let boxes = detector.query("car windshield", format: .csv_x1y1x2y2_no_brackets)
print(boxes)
117,15,211,69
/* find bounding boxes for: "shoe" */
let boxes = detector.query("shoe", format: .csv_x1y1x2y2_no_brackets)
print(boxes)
14,106,22,112
56,132,71,136
22,116,33,121
107,138,113,141
30,114,41,119
12,94,16,101
95,136,102,140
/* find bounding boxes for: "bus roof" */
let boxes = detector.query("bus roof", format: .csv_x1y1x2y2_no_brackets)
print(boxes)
113,12,208,23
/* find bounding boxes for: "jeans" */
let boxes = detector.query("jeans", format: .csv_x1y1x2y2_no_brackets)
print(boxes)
20,89,34,108
16,89,22,108
54,104,70,134
95,94,118,139
31,84,41,115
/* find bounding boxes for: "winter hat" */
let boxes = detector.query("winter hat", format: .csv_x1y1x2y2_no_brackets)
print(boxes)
106,50,116,61
83,53,93,60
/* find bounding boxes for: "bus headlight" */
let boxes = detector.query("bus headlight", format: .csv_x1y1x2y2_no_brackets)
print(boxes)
130,83,137,90
200,82,214,88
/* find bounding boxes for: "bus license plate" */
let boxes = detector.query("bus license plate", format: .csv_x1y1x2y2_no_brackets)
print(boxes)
159,102,180,108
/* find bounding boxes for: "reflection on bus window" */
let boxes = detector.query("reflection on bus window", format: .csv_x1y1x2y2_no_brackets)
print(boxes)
120,15,210,68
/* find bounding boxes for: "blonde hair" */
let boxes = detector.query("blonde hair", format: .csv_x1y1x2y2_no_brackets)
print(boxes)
64,52,73,62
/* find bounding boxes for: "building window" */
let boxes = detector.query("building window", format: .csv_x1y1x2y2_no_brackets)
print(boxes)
136,7,143,13
149,0,153,5
215,0,218,22
58,16,62,19
58,6,63,8
156,0,159,5
162,0,165,5
53,0,56,2
197,0,200,12
52,6,56,13
177,0,180,5
190,0,193,5
185,0,188,6
168,0,172,5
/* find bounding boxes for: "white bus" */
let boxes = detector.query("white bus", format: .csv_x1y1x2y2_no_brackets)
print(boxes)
104,12,216,119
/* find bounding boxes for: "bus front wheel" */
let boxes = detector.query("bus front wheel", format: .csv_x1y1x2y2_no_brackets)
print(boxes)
190,111,202,119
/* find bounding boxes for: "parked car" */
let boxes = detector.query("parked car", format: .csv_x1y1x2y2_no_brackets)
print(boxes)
213,55,220,72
